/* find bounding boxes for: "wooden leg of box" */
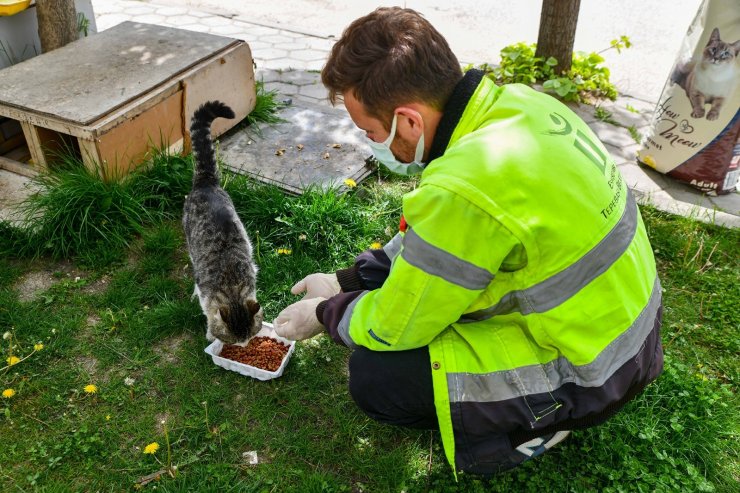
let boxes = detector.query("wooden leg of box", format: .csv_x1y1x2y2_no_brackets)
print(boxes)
20,122,47,171
78,137,103,175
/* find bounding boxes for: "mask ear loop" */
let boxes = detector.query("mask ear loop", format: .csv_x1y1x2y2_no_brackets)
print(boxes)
382,114,399,146
412,112,425,163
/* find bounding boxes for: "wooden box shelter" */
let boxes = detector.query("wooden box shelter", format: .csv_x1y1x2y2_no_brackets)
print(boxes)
0,21,255,179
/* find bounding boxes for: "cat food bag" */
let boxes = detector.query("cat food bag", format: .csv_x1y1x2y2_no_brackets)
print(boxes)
638,0,740,195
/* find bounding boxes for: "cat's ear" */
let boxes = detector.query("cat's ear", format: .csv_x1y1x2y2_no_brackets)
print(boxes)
732,40,740,56
246,299,261,315
709,27,720,43
218,307,229,322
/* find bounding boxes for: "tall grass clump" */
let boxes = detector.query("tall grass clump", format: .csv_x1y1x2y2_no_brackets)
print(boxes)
14,163,153,261
243,80,287,128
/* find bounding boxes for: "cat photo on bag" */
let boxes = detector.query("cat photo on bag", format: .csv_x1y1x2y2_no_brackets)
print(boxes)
671,27,740,121
183,101,263,344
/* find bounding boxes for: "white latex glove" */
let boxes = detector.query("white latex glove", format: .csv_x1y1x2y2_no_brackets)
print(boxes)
273,297,326,341
291,273,341,300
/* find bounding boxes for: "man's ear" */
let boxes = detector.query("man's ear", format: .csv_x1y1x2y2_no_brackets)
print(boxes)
394,106,424,140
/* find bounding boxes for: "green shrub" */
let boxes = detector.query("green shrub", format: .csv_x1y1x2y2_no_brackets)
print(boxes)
471,37,631,103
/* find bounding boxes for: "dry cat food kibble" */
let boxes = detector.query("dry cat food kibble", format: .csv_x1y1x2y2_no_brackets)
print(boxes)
219,336,290,372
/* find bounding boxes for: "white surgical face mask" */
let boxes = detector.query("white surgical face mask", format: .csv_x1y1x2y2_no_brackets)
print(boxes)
366,114,425,175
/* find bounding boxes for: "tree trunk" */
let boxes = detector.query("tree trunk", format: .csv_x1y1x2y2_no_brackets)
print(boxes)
36,0,78,53
535,0,581,74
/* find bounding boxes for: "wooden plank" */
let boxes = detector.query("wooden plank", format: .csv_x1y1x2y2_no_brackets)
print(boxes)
0,21,238,126
182,42,256,153
20,121,46,170
0,154,38,178
0,85,179,140
95,89,184,179
89,43,252,137
78,138,102,175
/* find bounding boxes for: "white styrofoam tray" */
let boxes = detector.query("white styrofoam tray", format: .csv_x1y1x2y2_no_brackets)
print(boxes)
204,323,295,381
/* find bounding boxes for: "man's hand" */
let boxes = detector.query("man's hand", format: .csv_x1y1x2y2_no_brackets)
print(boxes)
291,273,341,300
273,297,326,341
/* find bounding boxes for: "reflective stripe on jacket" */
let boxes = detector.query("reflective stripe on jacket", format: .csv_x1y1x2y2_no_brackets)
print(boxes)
332,72,663,473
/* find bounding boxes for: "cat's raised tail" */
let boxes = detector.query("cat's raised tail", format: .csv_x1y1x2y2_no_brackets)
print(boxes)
190,101,236,188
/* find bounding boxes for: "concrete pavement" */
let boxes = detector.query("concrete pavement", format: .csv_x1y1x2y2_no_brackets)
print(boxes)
1,0,738,228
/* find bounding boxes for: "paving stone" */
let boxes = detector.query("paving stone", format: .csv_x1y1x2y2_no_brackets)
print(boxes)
709,191,740,215
201,15,234,28
565,102,599,124
617,162,668,195
263,81,301,99
604,142,640,166
168,15,203,26
154,6,190,16
298,82,329,101
282,68,320,84
290,48,328,62
231,23,280,37
253,47,289,61
133,14,166,25
279,41,316,51
262,34,298,45
178,23,212,34
245,40,270,51
662,178,734,213
95,14,133,30
186,10,211,18
589,120,641,149
218,101,372,194
120,6,155,16
215,24,246,36
597,97,656,128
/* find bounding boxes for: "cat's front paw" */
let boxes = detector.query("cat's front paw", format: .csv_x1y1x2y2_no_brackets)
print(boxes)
707,110,719,121
691,108,705,119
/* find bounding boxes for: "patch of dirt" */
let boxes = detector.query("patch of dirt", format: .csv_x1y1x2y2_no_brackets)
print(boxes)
75,355,99,378
81,274,111,296
155,412,173,434
152,332,193,364
0,169,37,225
14,260,89,302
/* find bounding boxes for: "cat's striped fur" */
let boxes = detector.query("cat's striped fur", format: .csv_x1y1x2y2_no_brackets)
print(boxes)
183,101,262,344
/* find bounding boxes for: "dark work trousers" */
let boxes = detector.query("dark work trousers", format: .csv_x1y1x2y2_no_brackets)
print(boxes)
348,345,438,430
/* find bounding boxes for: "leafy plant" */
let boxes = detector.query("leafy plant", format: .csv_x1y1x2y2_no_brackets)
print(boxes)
471,36,632,103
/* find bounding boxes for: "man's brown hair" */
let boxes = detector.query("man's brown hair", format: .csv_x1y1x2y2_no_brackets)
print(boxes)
321,7,462,127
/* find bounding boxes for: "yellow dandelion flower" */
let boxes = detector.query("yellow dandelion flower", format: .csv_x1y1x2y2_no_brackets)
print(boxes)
84,384,98,394
106,415,111,421
6,356,19,366
34,343,44,351
344,178,357,188
2,388,16,398
370,242,382,250
143,442,160,454
277,248,292,255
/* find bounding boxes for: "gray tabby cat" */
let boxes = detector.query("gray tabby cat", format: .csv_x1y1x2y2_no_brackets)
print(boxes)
672,27,740,121
183,101,263,344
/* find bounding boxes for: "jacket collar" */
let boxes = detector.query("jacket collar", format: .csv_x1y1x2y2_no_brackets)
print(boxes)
428,69,485,162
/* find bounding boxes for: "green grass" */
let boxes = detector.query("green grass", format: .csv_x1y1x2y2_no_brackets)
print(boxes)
0,155,737,492
243,80,288,129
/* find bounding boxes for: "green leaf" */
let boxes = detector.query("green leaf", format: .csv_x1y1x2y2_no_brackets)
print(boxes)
545,57,558,66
